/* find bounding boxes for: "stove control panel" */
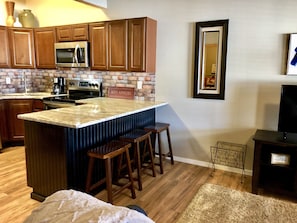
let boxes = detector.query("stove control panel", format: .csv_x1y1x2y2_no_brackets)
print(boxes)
67,79,101,90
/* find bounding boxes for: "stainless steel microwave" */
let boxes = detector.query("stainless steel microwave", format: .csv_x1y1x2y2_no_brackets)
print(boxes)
54,41,89,68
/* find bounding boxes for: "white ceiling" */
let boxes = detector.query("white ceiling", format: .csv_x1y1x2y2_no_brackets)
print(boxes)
74,0,107,8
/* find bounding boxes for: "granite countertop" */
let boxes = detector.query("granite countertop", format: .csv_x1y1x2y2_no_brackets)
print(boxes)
18,97,168,129
0,92,66,99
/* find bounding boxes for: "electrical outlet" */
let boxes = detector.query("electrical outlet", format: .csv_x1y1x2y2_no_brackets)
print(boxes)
6,77,11,84
137,81,143,89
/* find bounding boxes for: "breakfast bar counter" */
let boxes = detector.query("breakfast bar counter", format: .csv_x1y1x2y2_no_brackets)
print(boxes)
18,98,167,201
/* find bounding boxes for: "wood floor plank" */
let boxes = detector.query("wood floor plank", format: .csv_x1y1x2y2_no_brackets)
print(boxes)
0,146,254,223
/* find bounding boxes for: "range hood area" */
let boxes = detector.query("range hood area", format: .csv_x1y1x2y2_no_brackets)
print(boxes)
75,0,107,8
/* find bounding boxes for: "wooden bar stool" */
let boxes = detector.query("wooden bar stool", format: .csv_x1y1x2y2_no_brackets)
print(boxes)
85,140,136,204
120,129,156,191
144,122,174,174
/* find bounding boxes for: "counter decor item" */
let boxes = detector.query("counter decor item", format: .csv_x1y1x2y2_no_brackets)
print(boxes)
13,17,22,27
19,9,35,27
5,1,15,27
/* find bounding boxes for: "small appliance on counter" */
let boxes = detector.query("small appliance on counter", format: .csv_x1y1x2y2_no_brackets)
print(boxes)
52,77,66,94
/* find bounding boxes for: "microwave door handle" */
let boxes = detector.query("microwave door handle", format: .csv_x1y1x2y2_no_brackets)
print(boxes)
74,44,80,67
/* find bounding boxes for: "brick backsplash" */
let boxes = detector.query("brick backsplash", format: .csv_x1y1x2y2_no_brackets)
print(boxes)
0,68,155,101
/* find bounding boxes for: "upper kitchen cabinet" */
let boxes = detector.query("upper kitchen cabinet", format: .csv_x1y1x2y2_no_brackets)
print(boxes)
89,17,157,72
89,22,108,70
8,28,35,68
128,18,157,73
34,27,56,69
56,24,89,42
107,19,128,71
0,26,10,68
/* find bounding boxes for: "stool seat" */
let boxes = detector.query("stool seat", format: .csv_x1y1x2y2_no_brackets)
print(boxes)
144,123,169,133
120,129,156,191
144,122,174,174
85,140,136,204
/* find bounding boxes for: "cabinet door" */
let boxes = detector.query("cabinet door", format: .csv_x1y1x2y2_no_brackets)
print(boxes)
0,100,8,143
7,99,33,141
72,24,89,41
0,26,10,68
8,28,35,68
108,20,128,71
34,27,56,69
57,24,88,42
129,18,145,72
56,25,72,42
89,22,108,70
32,99,44,112
129,18,156,73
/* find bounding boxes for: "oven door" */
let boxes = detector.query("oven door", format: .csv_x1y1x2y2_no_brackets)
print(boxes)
43,101,76,110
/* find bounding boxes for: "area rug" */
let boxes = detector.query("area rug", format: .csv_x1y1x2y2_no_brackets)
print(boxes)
177,183,297,223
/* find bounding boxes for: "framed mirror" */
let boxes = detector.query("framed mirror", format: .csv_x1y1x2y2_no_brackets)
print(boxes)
193,19,229,100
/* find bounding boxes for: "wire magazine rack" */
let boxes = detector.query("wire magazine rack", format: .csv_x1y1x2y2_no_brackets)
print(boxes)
210,141,247,183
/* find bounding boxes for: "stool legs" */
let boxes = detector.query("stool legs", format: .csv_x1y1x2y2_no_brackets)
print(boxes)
125,148,136,200
156,132,164,174
134,135,156,191
147,135,156,177
145,123,174,174
166,127,174,165
86,157,95,193
135,141,142,190
85,141,135,204
105,158,113,203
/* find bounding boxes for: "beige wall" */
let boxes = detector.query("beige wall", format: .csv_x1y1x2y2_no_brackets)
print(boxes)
2,0,297,173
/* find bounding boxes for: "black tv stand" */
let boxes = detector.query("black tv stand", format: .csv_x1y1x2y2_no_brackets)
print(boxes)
252,129,297,197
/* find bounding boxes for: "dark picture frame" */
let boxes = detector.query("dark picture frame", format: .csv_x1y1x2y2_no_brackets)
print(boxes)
193,19,229,100
286,33,297,75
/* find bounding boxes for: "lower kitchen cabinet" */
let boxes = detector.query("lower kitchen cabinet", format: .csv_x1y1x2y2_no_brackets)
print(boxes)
0,100,8,143
6,99,33,141
1,99,43,146
32,99,44,112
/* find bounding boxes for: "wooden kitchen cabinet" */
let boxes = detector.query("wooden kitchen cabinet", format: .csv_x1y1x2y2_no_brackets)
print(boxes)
56,24,89,42
89,22,108,70
128,18,157,72
34,27,56,69
90,17,156,72
7,99,33,141
107,20,128,71
0,26,10,68
32,99,44,112
0,100,8,143
8,28,35,68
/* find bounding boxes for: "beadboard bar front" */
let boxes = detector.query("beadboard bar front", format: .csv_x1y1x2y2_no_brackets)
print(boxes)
24,109,155,201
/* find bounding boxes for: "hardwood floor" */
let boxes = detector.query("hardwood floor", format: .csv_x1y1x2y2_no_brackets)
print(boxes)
0,146,253,223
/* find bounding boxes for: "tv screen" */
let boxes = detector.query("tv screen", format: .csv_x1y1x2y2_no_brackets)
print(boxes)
278,85,297,134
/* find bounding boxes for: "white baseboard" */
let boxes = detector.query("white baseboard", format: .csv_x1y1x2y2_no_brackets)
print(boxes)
172,155,253,176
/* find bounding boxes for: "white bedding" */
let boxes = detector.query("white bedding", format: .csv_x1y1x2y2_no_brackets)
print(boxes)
24,190,155,223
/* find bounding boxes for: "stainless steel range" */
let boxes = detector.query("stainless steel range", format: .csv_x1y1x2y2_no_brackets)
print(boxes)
43,79,103,109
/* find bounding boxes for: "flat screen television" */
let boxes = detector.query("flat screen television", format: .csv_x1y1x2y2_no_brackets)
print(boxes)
278,85,297,135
